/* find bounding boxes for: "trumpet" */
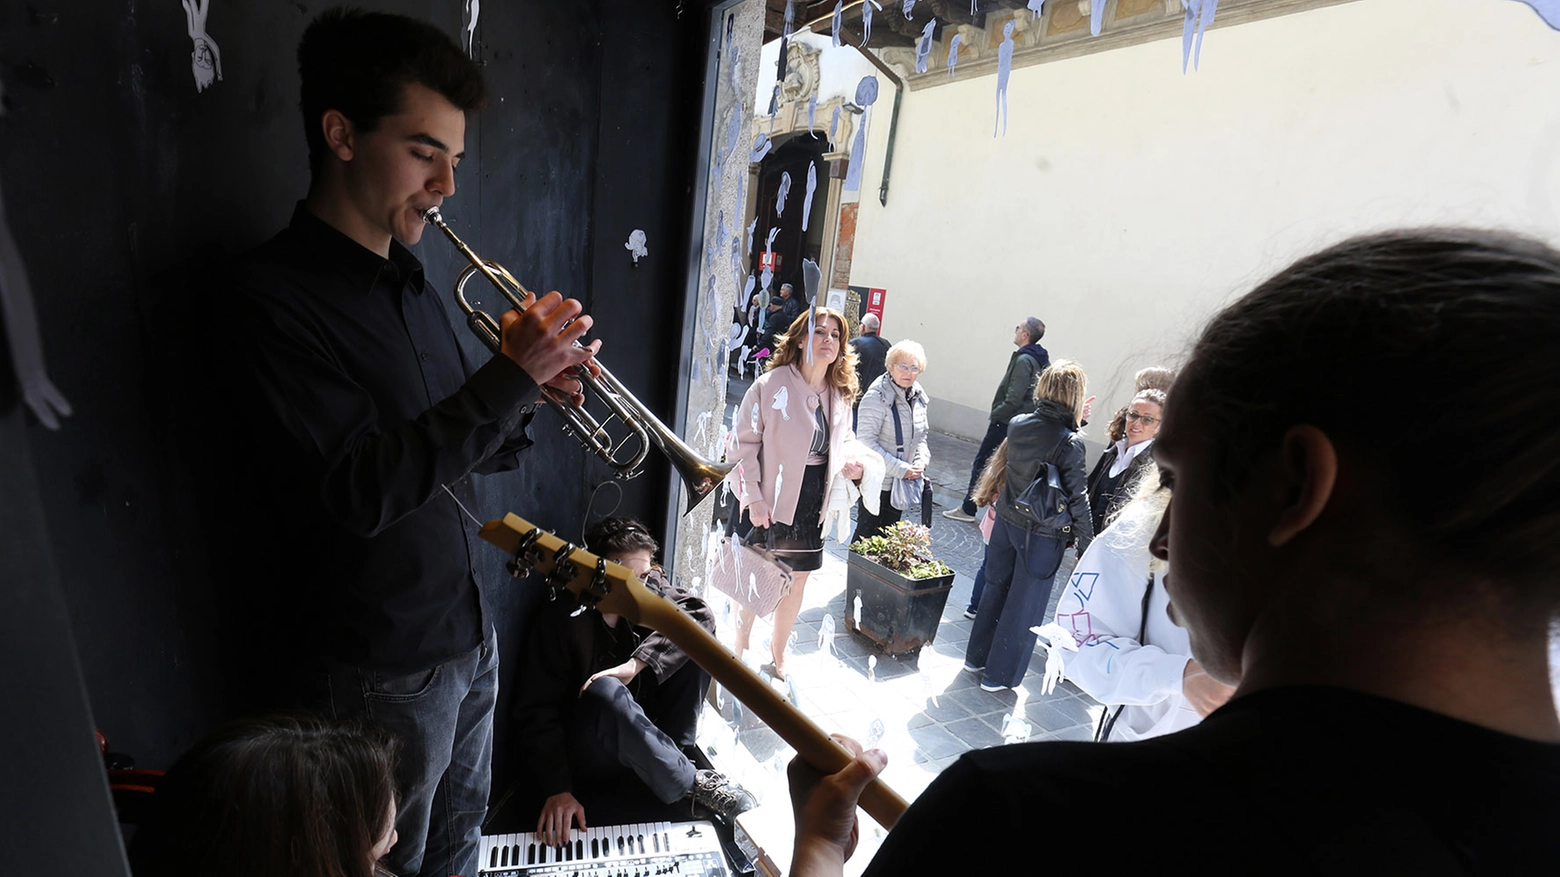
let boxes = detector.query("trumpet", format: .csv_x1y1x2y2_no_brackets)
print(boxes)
422,207,733,513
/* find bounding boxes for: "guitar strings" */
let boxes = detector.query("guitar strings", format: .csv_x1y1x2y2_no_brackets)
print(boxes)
442,483,483,527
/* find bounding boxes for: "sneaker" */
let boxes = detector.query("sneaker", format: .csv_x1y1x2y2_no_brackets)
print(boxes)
962,608,977,620
687,769,758,819
941,508,978,523
963,661,985,673
979,681,1012,693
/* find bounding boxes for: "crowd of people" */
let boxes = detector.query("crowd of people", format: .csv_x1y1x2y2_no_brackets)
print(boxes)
120,6,1560,876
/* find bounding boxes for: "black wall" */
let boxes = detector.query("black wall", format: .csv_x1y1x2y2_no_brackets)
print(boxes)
0,0,710,825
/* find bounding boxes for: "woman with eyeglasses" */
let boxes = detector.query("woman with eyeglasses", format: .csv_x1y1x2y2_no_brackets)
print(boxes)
1086,388,1165,537
850,341,931,544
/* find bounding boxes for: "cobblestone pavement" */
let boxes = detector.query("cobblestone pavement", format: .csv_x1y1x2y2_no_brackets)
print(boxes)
702,375,1097,873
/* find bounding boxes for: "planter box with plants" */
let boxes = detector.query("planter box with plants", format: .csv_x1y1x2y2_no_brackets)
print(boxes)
845,521,955,657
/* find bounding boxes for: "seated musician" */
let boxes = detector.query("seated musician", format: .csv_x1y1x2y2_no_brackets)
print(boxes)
512,517,757,845
128,715,399,877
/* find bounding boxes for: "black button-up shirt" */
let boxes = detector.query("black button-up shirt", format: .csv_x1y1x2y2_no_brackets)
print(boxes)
232,204,540,672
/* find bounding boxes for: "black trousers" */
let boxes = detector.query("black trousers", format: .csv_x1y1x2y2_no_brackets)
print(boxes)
961,420,1009,515
564,660,709,804
850,489,903,546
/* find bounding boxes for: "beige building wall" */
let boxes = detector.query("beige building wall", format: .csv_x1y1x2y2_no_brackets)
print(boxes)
840,0,1560,440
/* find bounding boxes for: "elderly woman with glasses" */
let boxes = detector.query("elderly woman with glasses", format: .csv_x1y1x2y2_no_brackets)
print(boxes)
1086,388,1165,537
850,340,931,545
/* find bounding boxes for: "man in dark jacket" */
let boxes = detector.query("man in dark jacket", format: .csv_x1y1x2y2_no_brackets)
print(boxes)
945,316,1050,521
849,313,891,427
513,518,755,845
778,282,805,328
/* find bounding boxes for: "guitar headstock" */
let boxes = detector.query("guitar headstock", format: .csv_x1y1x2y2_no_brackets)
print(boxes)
478,513,651,622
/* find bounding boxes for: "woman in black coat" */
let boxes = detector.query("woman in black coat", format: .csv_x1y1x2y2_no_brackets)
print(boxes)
963,360,1094,692
1086,388,1165,535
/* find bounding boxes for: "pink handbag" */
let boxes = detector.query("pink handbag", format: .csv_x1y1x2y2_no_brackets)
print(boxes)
708,524,794,618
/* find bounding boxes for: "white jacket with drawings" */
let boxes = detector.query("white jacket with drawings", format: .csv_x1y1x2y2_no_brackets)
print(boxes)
1055,501,1201,741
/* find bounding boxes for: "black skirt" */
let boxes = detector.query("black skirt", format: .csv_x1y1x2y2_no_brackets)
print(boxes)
737,462,827,572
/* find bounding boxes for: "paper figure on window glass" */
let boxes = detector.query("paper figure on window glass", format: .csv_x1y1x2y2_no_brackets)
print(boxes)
461,0,479,58
915,19,935,73
746,217,757,255
624,229,647,264
807,95,817,134
802,259,822,313
801,162,818,232
861,0,881,47
1181,0,1220,72
774,463,786,501
775,172,791,217
750,132,772,163
182,0,223,93
843,76,879,192
946,32,963,77
829,105,842,147
902,0,915,18
1514,0,1560,29
833,0,844,47
994,20,1015,136
0,111,72,430
1091,0,1106,35
1028,0,1045,17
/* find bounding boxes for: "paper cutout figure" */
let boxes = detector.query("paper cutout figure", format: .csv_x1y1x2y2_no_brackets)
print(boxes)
750,132,772,162
829,106,842,147
843,77,879,192
1181,0,1220,72
1028,0,1046,17
772,386,792,422
807,95,817,134
1030,622,1079,695
784,0,796,36
462,0,479,58
861,0,881,47
765,226,781,259
751,401,760,432
805,302,817,364
915,19,936,73
802,259,822,309
1091,0,1106,35
833,0,844,47
0,120,72,430
774,463,785,500
801,163,818,232
971,0,978,12
1514,0,1560,29
761,265,774,295
695,410,713,444
775,172,792,217
903,0,915,18
867,655,878,682
748,572,759,601
746,217,757,255
717,106,742,182
995,20,1015,136
864,717,885,748
182,0,223,93
625,229,648,263
1000,713,1033,744
852,594,862,627
819,612,836,657
946,32,964,77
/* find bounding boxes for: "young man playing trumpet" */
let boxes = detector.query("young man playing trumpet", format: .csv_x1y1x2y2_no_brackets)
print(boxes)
229,9,595,877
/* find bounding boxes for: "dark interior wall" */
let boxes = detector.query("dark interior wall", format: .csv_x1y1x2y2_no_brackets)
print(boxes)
0,0,709,791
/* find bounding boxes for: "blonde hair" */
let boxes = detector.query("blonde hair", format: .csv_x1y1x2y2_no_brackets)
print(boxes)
767,307,860,401
971,440,1008,508
1099,461,1170,575
884,339,927,374
1034,359,1088,426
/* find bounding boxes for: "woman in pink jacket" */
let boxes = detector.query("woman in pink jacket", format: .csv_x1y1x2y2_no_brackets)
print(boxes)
730,307,875,680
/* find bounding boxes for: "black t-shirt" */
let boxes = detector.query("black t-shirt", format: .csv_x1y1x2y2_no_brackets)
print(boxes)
865,687,1560,875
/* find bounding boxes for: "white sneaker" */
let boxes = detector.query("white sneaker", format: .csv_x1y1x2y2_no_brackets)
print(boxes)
963,662,985,673
687,769,758,819
979,682,1011,693
962,608,977,620
941,508,977,522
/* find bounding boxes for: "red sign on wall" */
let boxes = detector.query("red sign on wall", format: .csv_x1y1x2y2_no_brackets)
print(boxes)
759,251,782,271
865,287,886,326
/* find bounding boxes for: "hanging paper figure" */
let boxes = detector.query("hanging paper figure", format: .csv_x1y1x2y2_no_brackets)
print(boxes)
717,106,742,181
861,0,881,47
1000,713,1033,744
903,0,915,18
1181,0,1220,73
746,217,757,255
624,229,648,264
1028,0,1045,17
829,105,842,147
784,0,796,37
743,274,756,307
716,210,730,255
864,717,885,748
750,401,760,433
750,131,772,162
461,0,479,58
773,463,785,500
772,387,791,421
775,172,792,218
971,0,978,13
182,0,223,93
765,226,782,260
995,20,1015,137
1513,0,1560,29
832,1,844,47
1031,622,1080,695
1091,0,1106,35
807,95,817,134
843,76,879,192
867,655,877,683
694,410,713,445
761,264,774,295
804,301,817,364
915,19,936,73
946,32,964,78
801,162,818,232
0,110,72,430
802,259,822,313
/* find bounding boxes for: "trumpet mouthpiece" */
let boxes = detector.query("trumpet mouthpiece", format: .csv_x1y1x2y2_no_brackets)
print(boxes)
421,206,444,224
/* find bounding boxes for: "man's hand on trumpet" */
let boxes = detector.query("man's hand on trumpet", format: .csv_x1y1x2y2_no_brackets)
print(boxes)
499,290,601,407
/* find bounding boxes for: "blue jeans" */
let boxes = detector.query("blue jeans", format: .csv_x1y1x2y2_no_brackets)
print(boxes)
569,667,704,804
965,558,988,615
961,421,1008,515
315,626,498,877
964,518,1066,689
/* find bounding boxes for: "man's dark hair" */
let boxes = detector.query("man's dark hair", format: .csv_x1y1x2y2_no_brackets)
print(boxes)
298,7,485,177
129,714,399,877
584,517,659,560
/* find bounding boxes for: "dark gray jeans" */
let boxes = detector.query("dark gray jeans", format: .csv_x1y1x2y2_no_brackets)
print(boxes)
314,626,498,877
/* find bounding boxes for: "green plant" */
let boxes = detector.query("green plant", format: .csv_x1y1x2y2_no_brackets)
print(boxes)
850,521,953,580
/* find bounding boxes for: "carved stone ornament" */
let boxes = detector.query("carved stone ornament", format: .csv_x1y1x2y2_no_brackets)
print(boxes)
780,40,823,103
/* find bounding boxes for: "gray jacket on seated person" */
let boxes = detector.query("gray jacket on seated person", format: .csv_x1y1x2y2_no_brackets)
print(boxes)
855,374,930,510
